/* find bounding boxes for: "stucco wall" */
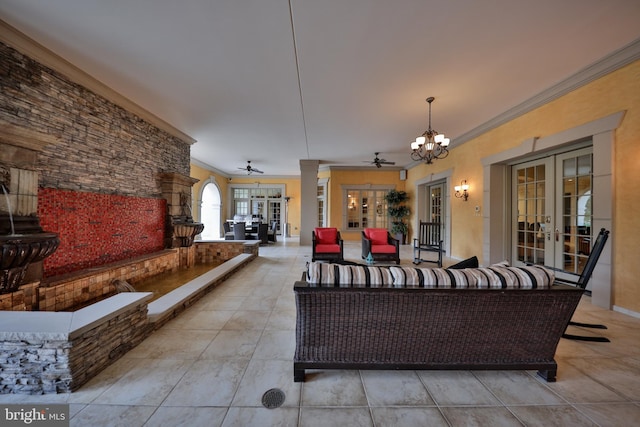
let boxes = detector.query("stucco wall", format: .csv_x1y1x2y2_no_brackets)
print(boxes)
405,60,640,312
191,164,302,237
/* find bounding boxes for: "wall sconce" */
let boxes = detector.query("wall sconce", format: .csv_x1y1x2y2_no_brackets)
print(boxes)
454,180,469,201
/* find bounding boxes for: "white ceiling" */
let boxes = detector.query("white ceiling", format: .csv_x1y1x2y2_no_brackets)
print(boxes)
1,1,639,176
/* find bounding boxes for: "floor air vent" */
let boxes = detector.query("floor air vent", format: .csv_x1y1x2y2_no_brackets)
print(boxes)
261,388,286,409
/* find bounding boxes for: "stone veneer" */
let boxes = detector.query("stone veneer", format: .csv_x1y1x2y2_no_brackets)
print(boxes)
196,240,257,263
0,41,191,198
0,293,152,394
0,282,39,311
0,241,258,313
1,39,194,282
38,250,180,312
0,240,259,394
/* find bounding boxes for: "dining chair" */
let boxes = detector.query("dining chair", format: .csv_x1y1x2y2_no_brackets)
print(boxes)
233,222,246,240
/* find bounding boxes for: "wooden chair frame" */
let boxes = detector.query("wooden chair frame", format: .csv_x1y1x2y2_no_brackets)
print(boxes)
555,228,610,342
413,221,444,267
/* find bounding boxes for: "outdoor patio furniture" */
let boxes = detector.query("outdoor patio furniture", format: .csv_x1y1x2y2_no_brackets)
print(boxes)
312,227,344,262
267,221,278,243
413,221,444,267
233,222,246,240
294,261,583,383
556,228,610,342
361,228,400,264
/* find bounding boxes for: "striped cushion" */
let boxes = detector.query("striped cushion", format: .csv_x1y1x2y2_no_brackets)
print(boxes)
306,262,393,287
335,264,393,287
471,267,512,288
389,267,477,288
307,262,336,285
307,262,553,289
471,266,554,289
509,265,554,288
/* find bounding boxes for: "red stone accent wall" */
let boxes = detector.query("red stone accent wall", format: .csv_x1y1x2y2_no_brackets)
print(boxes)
38,188,166,276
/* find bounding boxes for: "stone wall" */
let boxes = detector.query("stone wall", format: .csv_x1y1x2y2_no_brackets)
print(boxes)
0,337,72,394
0,295,151,394
0,282,38,311
0,41,191,198
0,242,256,313
196,241,253,263
0,241,256,394
67,300,150,392
40,250,179,312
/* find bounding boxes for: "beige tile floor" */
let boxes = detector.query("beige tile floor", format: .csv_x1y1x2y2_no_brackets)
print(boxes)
2,239,640,426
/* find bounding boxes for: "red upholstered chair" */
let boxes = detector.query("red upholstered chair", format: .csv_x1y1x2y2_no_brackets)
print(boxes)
312,228,344,262
362,228,400,264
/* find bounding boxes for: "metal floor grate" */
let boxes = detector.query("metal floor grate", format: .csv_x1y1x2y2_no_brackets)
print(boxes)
261,388,286,409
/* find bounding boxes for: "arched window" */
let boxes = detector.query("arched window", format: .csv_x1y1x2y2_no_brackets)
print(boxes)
199,179,222,240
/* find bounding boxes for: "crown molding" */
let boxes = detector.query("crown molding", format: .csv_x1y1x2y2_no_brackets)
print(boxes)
0,19,196,146
452,37,640,148
323,165,403,172
190,157,299,179
190,158,230,178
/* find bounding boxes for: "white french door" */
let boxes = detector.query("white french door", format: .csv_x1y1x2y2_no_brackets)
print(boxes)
512,147,593,282
512,157,554,267
420,182,446,245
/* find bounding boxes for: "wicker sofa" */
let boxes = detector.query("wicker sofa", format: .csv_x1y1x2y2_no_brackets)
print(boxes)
294,262,584,383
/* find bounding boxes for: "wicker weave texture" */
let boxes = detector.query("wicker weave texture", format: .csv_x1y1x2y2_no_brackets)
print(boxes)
294,284,582,374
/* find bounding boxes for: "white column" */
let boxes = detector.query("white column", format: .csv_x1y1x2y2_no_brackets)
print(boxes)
299,160,319,246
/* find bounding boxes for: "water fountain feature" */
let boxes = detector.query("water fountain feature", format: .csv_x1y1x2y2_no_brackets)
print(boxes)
172,191,205,247
159,172,205,251
0,183,60,294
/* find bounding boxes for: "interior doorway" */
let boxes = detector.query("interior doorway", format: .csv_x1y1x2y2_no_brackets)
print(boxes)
511,147,593,282
483,111,620,309
415,173,451,254
199,181,222,239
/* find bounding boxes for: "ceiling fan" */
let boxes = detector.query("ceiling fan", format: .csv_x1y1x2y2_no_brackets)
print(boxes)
238,161,264,175
365,152,396,168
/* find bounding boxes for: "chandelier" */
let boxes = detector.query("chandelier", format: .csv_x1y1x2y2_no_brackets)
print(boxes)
410,97,450,164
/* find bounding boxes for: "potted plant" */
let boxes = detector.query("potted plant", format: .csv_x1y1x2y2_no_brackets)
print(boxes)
385,190,410,244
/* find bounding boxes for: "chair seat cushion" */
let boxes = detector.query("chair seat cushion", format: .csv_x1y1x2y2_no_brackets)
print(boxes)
366,229,388,245
315,243,341,253
315,228,338,244
371,244,397,254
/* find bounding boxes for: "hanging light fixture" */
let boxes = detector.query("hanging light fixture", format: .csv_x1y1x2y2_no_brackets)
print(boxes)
410,97,450,164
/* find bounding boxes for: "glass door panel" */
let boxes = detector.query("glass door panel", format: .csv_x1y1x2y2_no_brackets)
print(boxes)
555,149,593,278
428,183,445,242
511,147,593,281
268,201,281,234
429,185,443,223
512,157,553,266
